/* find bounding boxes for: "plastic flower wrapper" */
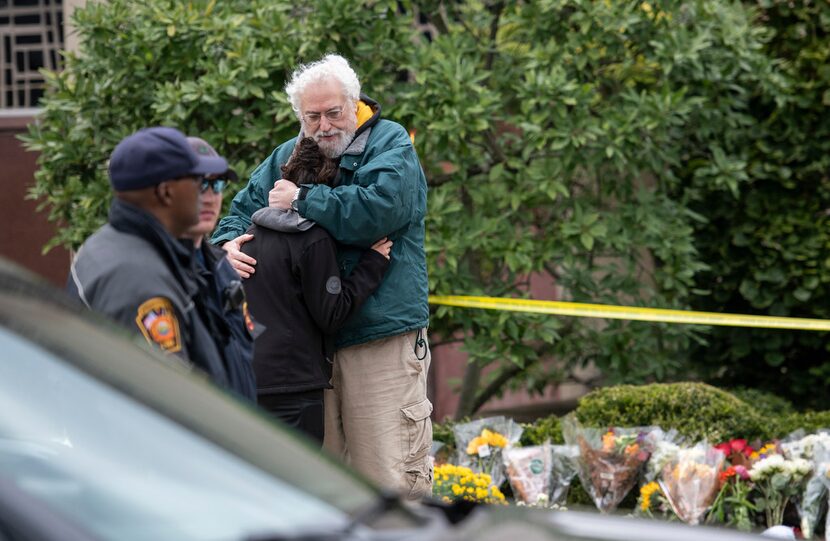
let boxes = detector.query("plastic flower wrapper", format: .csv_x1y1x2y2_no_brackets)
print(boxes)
431,440,453,467
504,442,552,504
643,430,682,482
781,430,830,462
505,442,578,505
799,471,827,539
432,463,507,505
550,444,579,505
453,416,523,488
657,444,725,525
780,431,830,539
800,442,830,539
561,414,658,514
749,452,812,528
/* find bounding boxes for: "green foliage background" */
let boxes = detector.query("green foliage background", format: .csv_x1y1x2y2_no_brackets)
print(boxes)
682,0,830,410
23,0,830,415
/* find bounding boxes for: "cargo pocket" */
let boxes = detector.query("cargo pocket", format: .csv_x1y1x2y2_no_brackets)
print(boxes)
401,398,433,499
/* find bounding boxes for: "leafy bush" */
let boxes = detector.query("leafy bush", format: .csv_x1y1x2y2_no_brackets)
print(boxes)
770,411,830,440
727,387,795,418
574,382,769,443
520,415,564,446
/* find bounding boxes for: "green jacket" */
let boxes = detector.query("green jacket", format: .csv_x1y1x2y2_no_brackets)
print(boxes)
212,97,429,348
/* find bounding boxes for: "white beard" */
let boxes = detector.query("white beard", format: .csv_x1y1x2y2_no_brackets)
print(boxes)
313,127,355,158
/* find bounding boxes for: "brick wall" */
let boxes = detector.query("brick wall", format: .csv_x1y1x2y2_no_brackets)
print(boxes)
0,115,70,286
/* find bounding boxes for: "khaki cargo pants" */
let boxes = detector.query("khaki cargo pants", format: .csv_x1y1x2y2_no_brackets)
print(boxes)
323,329,433,499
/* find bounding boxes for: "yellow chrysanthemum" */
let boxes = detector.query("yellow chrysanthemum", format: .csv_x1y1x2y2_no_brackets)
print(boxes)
433,462,507,505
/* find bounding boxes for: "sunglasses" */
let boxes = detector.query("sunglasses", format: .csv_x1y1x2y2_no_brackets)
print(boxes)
200,178,229,194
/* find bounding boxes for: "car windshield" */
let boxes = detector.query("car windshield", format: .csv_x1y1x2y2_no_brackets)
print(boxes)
0,324,354,540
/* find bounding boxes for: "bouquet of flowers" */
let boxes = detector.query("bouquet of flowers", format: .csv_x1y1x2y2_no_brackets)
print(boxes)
714,438,756,468
749,452,812,528
562,414,657,513
433,463,507,505
504,443,552,505
780,431,830,539
658,444,725,525
781,431,830,462
503,442,579,506
550,444,579,505
707,464,755,532
798,440,830,540
453,416,523,488
643,431,681,482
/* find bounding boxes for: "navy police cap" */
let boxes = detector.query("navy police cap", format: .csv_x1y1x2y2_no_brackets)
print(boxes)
108,126,229,191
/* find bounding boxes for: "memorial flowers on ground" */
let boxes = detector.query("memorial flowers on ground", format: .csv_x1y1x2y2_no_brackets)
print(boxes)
707,464,755,532
748,452,812,528
658,444,725,525
433,463,507,505
562,414,658,513
453,416,523,487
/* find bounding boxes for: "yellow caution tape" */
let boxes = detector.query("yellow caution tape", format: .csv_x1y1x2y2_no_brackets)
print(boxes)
428,295,830,331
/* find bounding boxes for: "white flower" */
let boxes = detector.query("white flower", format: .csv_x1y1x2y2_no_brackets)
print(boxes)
750,454,813,482
750,454,786,481
785,458,812,480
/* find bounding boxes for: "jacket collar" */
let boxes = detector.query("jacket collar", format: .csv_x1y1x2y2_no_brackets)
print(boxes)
108,198,200,295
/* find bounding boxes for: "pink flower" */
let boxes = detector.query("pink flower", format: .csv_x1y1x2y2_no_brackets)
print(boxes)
733,465,749,480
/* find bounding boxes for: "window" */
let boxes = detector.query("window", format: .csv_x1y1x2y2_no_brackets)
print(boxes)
0,0,63,109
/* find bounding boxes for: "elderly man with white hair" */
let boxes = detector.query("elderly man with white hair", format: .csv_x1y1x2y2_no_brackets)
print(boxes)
212,54,432,499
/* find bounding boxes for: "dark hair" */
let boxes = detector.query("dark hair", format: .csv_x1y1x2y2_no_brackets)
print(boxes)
281,138,338,186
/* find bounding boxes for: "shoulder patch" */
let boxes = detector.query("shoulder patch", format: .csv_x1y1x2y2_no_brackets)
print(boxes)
241,301,266,339
326,276,342,295
135,297,182,353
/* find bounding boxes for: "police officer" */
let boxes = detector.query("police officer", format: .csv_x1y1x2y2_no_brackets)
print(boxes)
68,126,235,393
182,136,258,402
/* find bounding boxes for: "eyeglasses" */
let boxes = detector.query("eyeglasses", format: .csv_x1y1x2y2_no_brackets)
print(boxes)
302,107,345,126
200,178,229,194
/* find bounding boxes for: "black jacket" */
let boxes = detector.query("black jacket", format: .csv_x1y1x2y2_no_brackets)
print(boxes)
240,208,388,394
68,199,233,391
195,242,258,402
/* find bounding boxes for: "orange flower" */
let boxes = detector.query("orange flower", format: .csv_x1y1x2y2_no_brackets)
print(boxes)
602,431,616,452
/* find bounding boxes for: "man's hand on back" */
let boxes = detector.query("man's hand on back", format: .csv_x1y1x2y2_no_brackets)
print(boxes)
222,233,256,278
